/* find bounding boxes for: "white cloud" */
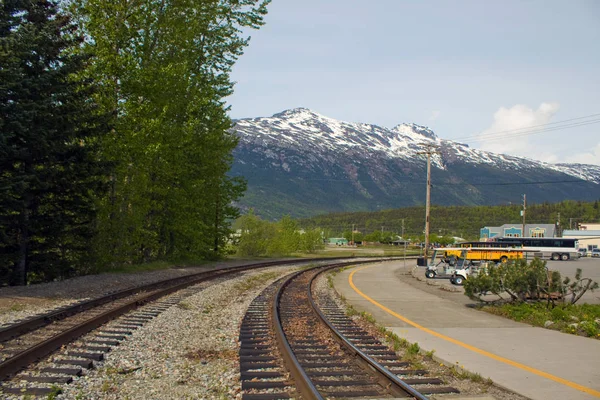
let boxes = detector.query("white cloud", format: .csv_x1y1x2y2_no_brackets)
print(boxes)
561,142,600,165
476,102,560,160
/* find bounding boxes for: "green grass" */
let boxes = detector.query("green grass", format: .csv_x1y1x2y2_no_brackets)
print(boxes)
233,271,281,292
449,364,492,384
481,303,600,339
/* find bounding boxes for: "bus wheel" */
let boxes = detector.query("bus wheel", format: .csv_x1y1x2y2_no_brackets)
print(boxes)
448,256,456,266
500,256,508,263
561,254,569,261
425,270,435,279
551,253,560,261
453,275,464,285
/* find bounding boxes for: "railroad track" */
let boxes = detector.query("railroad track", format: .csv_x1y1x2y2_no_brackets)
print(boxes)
239,260,458,399
0,257,382,397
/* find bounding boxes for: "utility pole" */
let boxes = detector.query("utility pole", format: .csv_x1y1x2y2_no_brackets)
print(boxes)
417,144,440,263
521,194,527,237
402,219,406,268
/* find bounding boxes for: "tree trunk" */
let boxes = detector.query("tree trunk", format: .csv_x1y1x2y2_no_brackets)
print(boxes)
15,207,30,286
213,193,220,254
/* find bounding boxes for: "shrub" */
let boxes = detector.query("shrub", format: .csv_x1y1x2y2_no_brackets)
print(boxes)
464,258,597,306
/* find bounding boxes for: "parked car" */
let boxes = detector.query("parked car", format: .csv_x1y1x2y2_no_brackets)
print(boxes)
592,249,600,258
578,248,588,257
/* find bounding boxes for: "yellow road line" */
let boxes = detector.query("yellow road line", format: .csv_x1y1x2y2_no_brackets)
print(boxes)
348,264,600,398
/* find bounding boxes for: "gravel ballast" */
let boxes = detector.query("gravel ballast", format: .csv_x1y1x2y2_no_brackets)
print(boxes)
1,260,529,399
54,265,301,399
0,260,262,327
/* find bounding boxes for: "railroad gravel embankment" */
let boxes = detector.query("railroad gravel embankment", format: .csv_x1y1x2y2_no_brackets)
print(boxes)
56,265,298,399
0,262,299,399
0,260,257,327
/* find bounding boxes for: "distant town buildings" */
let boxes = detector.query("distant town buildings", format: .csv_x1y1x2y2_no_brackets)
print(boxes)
479,223,599,251
562,223,600,251
328,237,348,246
480,224,556,240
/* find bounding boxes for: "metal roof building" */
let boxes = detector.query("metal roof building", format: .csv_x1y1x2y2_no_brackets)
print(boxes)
562,223,600,251
480,224,557,240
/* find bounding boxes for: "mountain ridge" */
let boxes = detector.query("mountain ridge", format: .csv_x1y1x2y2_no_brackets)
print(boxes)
230,108,600,219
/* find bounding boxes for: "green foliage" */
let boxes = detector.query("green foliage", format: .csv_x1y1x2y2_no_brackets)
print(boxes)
46,385,62,400
465,259,598,307
69,0,270,267
234,212,324,257
481,302,600,338
407,342,420,355
267,216,301,256
300,228,325,253
234,210,274,257
0,0,111,285
298,200,600,239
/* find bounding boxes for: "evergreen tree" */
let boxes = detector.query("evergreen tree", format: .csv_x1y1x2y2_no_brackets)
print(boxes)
0,0,109,285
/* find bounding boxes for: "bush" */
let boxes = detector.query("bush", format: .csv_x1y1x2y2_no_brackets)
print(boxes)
464,258,597,306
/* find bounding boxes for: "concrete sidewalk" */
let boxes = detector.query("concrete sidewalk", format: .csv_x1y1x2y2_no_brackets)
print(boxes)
332,261,600,400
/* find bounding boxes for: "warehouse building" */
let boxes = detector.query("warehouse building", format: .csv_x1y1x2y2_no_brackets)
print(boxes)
562,223,600,251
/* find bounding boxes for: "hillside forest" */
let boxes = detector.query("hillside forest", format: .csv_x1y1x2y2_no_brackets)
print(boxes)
298,200,600,242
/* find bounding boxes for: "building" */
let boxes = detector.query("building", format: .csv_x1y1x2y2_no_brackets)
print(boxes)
328,237,348,246
562,223,600,251
480,224,557,240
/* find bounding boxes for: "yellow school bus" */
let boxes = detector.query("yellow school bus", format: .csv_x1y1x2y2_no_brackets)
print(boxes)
444,246,523,264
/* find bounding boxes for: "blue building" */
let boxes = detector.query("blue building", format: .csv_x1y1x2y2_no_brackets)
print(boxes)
480,224,556,240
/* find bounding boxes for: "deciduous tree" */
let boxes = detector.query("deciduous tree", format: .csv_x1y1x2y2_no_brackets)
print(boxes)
70,0,270,265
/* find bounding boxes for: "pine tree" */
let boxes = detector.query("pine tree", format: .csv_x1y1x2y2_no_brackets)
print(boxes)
0,0,110,285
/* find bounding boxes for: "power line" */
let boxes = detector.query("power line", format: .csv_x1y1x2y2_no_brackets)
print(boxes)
453,112,600,143
466,119,600,143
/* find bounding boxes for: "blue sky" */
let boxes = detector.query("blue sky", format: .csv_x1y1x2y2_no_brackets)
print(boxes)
227,1,600,165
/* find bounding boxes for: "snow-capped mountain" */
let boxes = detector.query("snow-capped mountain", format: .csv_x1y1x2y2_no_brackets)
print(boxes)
230,108,600,219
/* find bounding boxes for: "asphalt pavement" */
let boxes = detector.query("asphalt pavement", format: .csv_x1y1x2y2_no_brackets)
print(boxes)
332,261,600,400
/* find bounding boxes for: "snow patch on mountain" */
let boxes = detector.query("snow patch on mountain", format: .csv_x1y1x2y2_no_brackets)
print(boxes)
233,108,600,184
550,163,600,184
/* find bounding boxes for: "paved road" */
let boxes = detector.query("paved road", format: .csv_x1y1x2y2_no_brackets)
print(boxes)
333,261,600,400
546,258,600,304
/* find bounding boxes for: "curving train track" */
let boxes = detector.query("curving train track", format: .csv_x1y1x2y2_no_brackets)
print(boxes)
1,258,388,397
239,261,458,399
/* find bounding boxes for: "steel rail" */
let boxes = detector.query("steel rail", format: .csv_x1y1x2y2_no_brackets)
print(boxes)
273,268,325,400
0,256,382,343
0,257,401,381
308,262,430,400
0,262,269,343
272,258,403,399
0,268,232,380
